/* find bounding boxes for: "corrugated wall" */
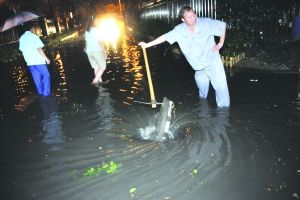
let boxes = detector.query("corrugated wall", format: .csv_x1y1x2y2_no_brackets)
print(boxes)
140,0,217,23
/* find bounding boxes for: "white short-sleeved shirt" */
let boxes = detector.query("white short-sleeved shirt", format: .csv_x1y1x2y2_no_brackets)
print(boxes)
19,31,46,66
84,27,103,53
164,18,226,70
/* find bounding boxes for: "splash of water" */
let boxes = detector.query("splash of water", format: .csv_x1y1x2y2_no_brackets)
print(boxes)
139,115,175,141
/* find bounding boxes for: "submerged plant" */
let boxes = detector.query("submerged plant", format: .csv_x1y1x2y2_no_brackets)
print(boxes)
129,187,137,198
191,169,198,176
83,161,119,176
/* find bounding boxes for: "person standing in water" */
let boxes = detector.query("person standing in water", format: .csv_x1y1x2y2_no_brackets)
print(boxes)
139,6,230,107
19,22,51,96
84,17,107,85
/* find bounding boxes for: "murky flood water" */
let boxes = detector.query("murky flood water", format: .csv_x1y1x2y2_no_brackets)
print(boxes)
0,33,299,200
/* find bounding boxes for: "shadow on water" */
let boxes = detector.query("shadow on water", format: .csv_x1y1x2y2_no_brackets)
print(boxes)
39,96,64,151
0,30,299,200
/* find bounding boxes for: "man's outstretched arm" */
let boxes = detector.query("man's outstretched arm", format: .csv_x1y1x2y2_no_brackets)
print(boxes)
138,35,167,48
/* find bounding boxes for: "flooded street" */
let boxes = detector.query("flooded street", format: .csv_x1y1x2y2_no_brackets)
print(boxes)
0,33,299,200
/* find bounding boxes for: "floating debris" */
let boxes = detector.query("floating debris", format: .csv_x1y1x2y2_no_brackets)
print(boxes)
191,169,198,176
83,161,119,176
129,187,137,198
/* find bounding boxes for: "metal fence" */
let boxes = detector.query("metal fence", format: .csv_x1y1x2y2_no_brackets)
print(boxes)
0,29,19,46
140,0,217,23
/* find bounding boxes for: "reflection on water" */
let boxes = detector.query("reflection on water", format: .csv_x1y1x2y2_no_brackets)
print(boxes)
10,63,38,112
39,96,64,151
52,50,68,102
94,85,115,131
11,64,31,98
113,33,144,105
297,70,300,112
14,93,37,112
298,68,300,98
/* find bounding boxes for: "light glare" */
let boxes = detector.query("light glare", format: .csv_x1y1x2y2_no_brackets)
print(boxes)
96,17,123,48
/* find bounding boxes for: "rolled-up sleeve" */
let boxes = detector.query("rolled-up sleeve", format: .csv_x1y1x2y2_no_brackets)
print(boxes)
206,19,226,36
33,35,44,48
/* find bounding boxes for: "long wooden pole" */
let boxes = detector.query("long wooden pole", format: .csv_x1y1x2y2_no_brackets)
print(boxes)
142,47,157,108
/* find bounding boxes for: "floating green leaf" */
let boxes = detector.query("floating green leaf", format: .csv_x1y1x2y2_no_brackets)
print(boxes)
129,187,137,193
83,167,96,176
191,169,198,175
83,161,120,176
107,161,118,174
129,187,137,198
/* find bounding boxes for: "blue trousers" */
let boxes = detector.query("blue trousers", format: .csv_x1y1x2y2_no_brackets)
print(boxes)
194,57,230,107
28,64,50,96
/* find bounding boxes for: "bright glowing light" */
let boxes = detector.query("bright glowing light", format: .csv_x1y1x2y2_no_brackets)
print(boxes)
96,17,123,49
